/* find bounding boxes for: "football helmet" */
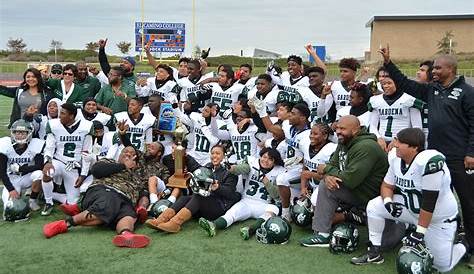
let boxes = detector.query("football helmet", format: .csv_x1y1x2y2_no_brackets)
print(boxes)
3,197,30,222
149,199,173,218
256,216,292,244
290,197,313,227
396,245,434,274
10,119,33,145
189,167,214,197
329,222,359,254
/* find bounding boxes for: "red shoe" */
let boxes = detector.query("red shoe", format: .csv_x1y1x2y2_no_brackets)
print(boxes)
112,232,150,248
136,206,148,224
43,220,68,238
59,203,80,216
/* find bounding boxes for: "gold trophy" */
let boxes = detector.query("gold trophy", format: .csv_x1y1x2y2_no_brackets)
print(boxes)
166,120,190,188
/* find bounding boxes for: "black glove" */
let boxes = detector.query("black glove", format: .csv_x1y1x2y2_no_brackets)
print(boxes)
384,201,404,218
201,47,211,59
403,231,424,247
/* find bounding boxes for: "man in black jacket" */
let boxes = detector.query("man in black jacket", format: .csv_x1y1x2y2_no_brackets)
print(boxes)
42,146,151,248
380,45,474,264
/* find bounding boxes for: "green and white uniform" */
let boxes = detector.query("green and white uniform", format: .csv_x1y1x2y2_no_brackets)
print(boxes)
113,111,155,152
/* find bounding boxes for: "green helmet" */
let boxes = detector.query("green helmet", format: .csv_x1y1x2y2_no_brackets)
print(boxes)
189,167,214,197
10,119,33,145
290,197,313,227
329,222,359,254
3,197,30,222
396,245,434,274
149,199,173,218
256,216,292,244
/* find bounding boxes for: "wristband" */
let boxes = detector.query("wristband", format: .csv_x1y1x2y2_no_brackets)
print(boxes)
415,225,427,234
383,197,393,204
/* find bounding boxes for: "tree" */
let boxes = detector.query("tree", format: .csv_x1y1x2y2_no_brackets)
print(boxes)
116,41,131,54
193,45,201,58
6,38,27,53
85,41,99,52
50,40,63,51
436,31,457,55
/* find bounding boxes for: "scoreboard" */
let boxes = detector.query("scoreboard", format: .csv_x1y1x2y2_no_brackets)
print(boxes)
135,22,185,53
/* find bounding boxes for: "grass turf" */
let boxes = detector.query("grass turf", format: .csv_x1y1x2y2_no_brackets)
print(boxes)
0,79,471,274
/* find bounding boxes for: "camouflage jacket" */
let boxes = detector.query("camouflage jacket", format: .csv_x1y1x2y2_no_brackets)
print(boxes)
135,157,171,191
90,158,142,203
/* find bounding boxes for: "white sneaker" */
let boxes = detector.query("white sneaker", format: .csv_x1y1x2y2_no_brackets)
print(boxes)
281,211,292,223
29,199,41,211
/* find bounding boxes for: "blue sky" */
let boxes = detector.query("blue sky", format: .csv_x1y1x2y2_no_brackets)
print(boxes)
1,0,472,59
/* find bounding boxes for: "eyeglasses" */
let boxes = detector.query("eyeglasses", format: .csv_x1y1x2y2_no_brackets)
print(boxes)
63,72,74,76
51,70,62,75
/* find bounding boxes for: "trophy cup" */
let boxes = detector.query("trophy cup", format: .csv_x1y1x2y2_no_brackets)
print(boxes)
166,120,191,188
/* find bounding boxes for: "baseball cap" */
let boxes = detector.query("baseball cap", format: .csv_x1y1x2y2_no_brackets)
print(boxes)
51,64,63,74
122,56,136,67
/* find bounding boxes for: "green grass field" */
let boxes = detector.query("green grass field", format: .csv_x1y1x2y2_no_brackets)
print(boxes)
0,82,471,274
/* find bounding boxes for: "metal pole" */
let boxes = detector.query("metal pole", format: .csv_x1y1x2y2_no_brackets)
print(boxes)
449,39,452,55
192,0,196,56
140,0,145,61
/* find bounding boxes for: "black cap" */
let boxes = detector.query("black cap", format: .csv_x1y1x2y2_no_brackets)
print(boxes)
51,64,62,73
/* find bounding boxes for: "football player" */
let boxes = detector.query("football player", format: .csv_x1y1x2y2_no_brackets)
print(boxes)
198,148,284,239
0,120,44,213
351,128,466,272
368,76,423,152
41,103,94,215
114,97,155,152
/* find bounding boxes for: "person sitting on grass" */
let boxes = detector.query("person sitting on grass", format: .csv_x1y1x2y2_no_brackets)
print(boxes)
198,148,284,239
42,146,151,248
146,144,240,233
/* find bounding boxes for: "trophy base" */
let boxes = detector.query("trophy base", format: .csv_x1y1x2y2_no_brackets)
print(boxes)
166,174,191,189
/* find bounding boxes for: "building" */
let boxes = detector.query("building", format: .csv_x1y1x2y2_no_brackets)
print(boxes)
366,14,474,61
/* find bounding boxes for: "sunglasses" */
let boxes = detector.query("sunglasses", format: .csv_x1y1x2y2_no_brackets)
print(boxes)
51,70,62,75
63,72,74,76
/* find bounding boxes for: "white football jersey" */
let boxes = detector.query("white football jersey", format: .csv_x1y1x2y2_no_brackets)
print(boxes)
224,119,260,162
385,149,457,222
209,83,242,116
136,78,178,101
299,139,337,187
242,156,285,202
247,85,280,114
178,74,213,103
238,76,257,97
0,137,44,177
330,80,351,111
45,119,94,163
76,110,111,130
336,106,371,128
264,138,287,161
282,120,310,159
368,93,423,141
184,112,220,166
114,111,155,152
277,73,310,105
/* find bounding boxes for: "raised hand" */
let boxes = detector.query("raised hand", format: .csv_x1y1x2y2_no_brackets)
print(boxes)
377,44,390,64
98,38,108,49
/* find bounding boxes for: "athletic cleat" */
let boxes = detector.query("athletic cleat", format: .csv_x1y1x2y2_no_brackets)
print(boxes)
299,233,330,247
29,199,41,211
198,217,216,237
343,207,367,226
41,203,54,216
59,203,80,216
43,220,68,238
281,211,292,223
351,245,384,265
240,226,250,240
112,232,150,248
135,206,148,224
351,253,384,265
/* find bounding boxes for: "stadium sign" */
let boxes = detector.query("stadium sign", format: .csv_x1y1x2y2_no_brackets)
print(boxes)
135,22,185,53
